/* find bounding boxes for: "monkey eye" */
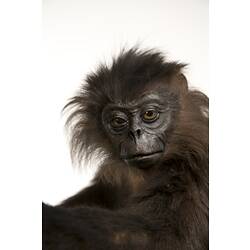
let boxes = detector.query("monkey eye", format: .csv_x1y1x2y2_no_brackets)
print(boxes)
110,117,127,129
142,110,159,123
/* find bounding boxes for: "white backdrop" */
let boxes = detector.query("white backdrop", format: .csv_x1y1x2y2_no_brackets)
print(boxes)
42,0,208,205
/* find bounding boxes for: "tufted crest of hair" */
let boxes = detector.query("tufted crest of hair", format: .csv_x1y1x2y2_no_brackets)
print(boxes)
63,47,208,168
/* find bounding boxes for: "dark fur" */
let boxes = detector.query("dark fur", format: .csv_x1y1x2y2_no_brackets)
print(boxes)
43,47,209,250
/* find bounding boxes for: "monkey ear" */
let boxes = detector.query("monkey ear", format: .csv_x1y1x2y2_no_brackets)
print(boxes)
171,73,188,94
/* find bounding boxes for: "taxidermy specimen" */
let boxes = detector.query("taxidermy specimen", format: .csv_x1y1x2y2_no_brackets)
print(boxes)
43,47,209,250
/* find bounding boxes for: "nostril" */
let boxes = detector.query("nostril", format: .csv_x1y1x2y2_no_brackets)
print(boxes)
136,129,141,137
129,131,136,142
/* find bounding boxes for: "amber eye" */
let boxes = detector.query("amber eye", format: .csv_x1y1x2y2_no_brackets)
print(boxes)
142,110,159,122
110,117,127,128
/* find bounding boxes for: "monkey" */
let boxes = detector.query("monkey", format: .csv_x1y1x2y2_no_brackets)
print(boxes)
43,47,208,250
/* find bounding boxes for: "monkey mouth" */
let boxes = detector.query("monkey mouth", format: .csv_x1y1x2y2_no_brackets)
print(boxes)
122,151,164,162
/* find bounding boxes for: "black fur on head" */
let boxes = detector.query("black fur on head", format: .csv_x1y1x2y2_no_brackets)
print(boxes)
64,47,208,174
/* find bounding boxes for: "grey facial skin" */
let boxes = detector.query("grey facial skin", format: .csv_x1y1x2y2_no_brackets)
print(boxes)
102,91,176,168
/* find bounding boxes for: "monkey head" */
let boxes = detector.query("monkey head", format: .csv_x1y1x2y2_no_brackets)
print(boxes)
65,48,188,169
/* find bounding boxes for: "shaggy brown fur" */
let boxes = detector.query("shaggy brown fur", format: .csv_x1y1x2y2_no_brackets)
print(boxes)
43,47,208,250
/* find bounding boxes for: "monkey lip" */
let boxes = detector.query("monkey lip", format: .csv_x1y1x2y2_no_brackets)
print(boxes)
123,151,164,162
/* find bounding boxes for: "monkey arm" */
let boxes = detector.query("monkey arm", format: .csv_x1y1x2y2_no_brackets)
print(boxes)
43,190,207,250
59,181,120,209
42,203,156,250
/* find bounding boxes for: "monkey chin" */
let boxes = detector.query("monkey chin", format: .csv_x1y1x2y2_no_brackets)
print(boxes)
124,151,164,169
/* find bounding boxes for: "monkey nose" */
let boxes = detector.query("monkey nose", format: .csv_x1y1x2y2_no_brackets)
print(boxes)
128,129,141,142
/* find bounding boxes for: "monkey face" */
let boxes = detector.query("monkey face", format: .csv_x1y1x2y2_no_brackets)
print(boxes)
102,90,178,168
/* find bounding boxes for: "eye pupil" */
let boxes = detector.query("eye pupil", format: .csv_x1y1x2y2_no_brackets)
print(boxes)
115,118,124,124
146,111,153,117
111,117,127,128
143,110,159,122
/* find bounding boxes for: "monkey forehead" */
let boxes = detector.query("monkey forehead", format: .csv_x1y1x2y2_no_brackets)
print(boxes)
126,81,173,104
129,92,167,105
105,91,170,111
